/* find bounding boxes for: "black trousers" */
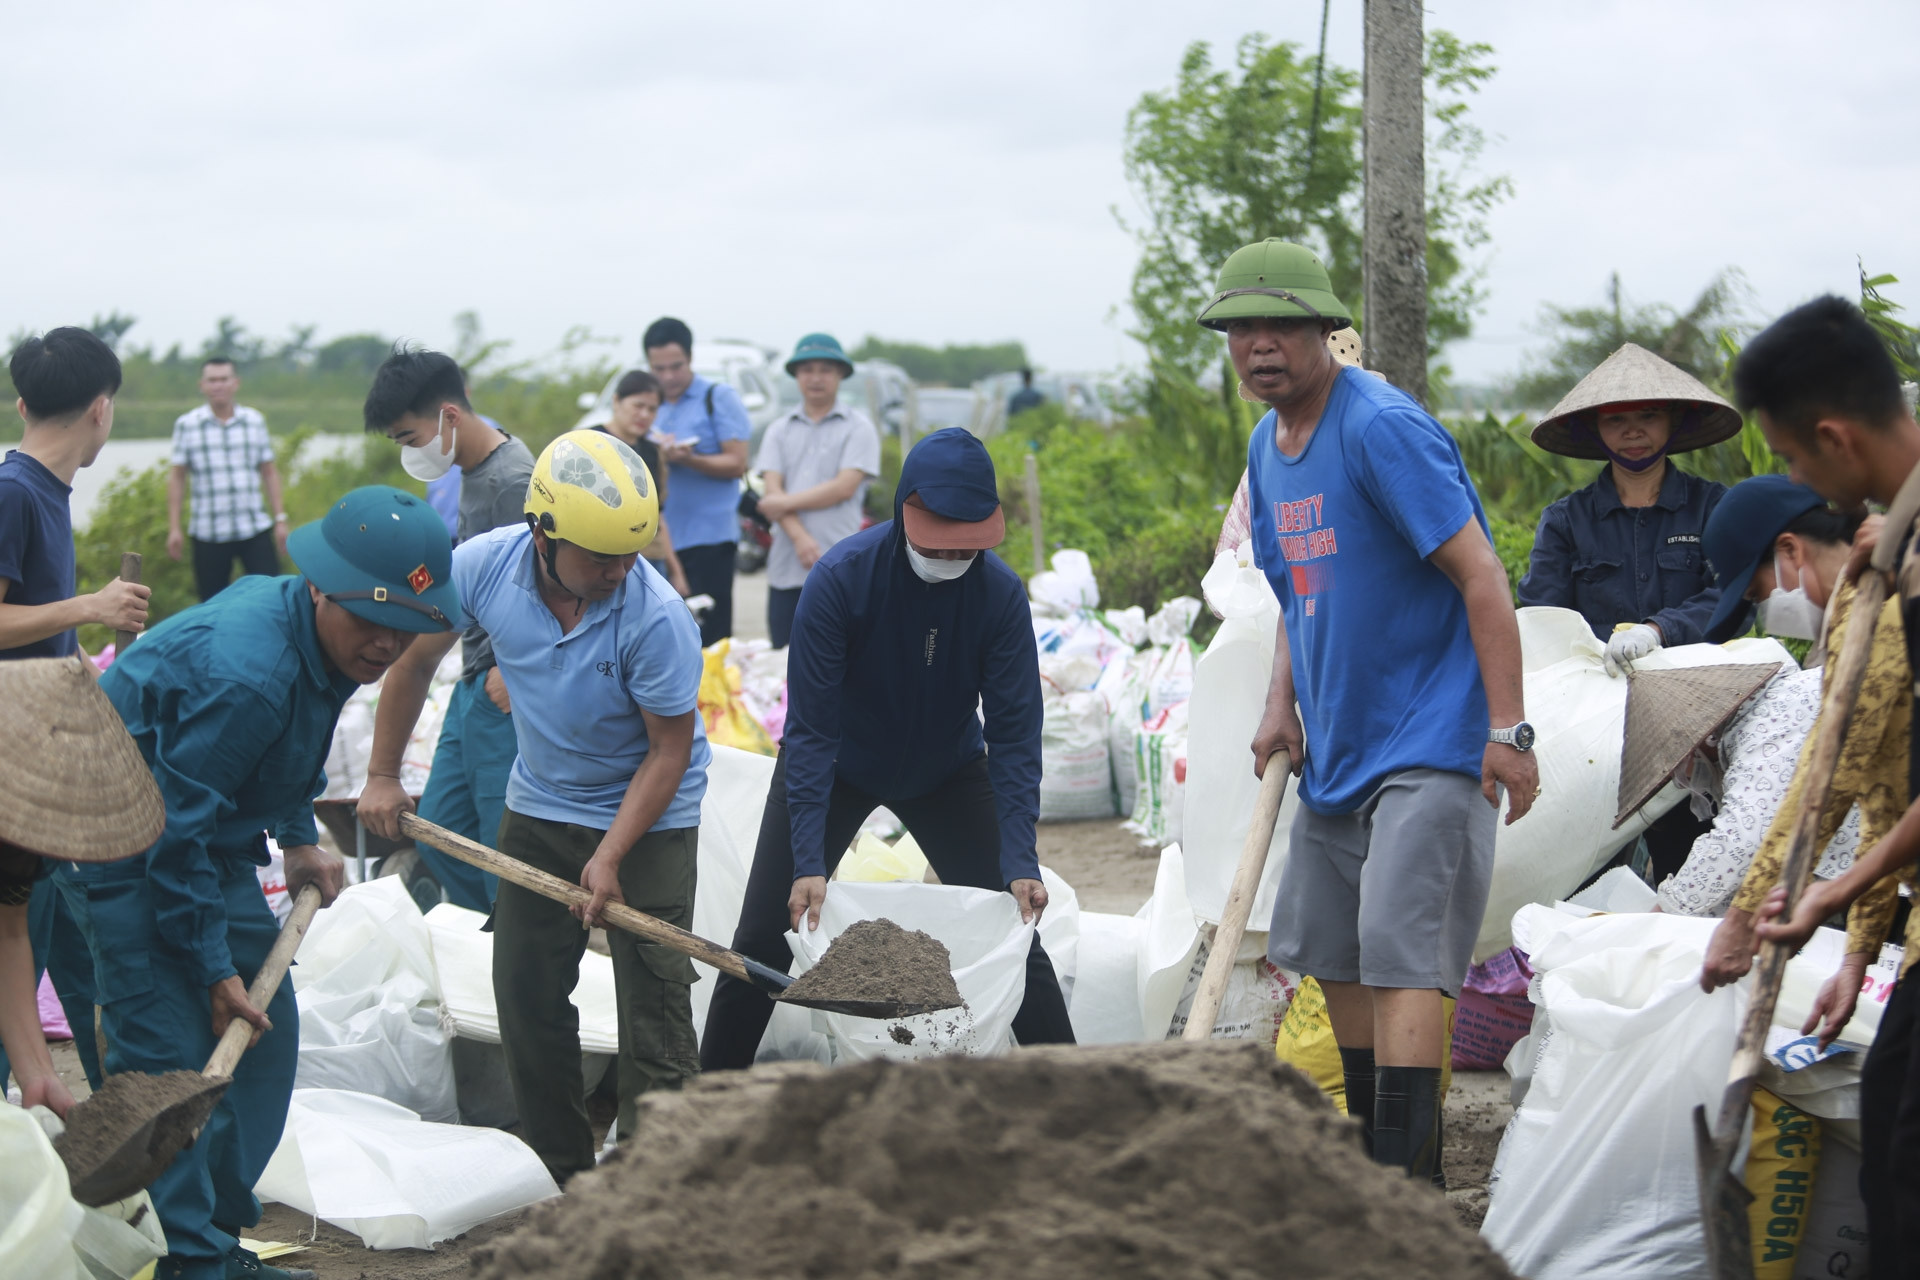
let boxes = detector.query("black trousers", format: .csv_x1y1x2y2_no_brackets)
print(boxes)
677,541,735,648
1862,971,1920,1276
191,529,279,602
700,751,1075,1070
767,586,802,649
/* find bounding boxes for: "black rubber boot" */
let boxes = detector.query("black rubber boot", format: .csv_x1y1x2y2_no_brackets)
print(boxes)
1372,1065,1443,1184
1338,1045,1376,1156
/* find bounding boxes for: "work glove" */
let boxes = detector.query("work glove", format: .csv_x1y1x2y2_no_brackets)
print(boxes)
1604,623,1661,678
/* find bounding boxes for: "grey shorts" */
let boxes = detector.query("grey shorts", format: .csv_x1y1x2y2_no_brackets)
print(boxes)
1266,768,1497,994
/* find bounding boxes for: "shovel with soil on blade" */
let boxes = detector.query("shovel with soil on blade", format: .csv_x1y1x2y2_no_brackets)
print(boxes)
400,813,961,1020
56,882,324,1207
1692,499,1910,1279
1183,751,1290,1040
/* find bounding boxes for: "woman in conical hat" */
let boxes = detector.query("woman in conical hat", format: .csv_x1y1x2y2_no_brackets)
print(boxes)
1516,343,1742,668
1517,345,1740,887
0,656,164,1117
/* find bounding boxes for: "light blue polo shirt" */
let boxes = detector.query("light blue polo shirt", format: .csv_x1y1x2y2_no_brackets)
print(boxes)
450,524,710,831
657,374,753,549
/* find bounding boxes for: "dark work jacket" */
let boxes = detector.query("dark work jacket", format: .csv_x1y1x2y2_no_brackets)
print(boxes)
1517,464,1727,646
782,438,1042,886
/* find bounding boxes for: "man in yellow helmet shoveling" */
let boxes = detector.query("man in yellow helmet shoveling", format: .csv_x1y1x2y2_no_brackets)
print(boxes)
359,429,710,1186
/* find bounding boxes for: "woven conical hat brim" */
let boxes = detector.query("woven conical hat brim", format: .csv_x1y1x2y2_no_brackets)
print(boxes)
1532,343,1744,460
1613,662,1783,828
0,656,165,861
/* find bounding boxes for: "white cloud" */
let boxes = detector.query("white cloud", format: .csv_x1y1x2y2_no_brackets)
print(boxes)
4,1,1914,386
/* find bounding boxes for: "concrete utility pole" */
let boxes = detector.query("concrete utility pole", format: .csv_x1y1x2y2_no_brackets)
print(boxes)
1363,0,1429,406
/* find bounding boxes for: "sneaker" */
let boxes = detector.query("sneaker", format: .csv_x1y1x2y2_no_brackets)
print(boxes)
226,1244,316,1280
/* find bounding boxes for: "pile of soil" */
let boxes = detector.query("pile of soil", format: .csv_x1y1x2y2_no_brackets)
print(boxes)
472,1042,1514,1279
54,1069,221,1184
779,917,963,1013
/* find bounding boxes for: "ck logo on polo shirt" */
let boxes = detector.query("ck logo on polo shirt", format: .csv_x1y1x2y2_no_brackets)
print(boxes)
595,660,617,677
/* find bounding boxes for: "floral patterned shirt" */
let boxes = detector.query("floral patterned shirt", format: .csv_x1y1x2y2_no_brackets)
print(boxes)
1657,663,1862,917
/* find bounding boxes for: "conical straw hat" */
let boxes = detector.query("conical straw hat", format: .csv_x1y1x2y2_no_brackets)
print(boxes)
1531,343,1743,460
0,656,165,861
1613,662,1783,829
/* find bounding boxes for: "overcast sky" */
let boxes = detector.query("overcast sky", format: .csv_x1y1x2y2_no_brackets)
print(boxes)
5,1,1916,385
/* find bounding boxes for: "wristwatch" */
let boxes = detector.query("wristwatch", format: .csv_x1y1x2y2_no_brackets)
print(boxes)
1489,722,1536,752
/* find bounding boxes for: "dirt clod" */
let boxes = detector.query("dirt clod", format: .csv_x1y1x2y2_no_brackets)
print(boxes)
888,1025,915,1045
54,1069,219,1182
471,1042,1514,1279
778,917,963,1012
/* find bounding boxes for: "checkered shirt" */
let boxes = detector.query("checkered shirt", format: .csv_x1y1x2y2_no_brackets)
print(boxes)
171,404,275,543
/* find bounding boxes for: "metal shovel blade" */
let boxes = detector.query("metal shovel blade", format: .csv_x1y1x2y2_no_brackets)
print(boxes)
61,1075,230,1207
748,954,959,1020
1692,1103,1756,1280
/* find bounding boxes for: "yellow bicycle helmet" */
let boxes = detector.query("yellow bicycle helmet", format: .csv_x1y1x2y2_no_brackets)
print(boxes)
525,430,659,555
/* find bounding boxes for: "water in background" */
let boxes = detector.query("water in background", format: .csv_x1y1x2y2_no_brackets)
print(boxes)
46,434,362,527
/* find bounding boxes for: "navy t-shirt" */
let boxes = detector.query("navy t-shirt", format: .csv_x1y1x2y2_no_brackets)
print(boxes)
0,450,78,660
1247,367,1490,814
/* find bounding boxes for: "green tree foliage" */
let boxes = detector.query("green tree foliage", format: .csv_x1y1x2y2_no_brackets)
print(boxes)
848,338,1028,386
1120,31,1510,378
1510,269,1753,407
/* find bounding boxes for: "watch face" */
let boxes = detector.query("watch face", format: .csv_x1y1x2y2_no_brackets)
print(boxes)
1513,722,1536,752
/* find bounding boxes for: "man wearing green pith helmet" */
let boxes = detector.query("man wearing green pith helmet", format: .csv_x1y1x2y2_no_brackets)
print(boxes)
1207,239,1538,1185
54,485,457,1280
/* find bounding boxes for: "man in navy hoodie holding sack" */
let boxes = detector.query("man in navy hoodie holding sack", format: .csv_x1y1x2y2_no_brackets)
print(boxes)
700,427,1074,1067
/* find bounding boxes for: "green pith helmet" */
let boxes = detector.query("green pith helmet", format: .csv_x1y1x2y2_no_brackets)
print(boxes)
1195,239,1352,331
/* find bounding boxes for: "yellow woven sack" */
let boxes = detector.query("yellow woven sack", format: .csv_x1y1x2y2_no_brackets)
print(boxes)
697,640,775,755
1745,1088,1821,1278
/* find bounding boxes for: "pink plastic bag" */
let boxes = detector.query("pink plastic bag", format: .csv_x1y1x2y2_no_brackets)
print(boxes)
1451,946,1533,1070
38,972,71,1041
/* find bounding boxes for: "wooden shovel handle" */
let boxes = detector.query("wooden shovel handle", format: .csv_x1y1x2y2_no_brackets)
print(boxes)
204,882,322,1078
1183,753,1290,1041
1712,567,1890,1138
114,552,142,655
399,812,753,982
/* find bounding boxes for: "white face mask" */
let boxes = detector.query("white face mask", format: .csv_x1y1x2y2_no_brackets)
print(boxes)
400,408,456,481
1758,552,1824,642
905,543,975,583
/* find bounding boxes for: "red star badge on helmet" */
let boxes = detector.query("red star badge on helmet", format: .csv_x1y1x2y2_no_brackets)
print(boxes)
407,563,434,595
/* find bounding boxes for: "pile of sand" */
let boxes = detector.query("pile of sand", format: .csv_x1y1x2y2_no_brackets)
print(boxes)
779,917,963,1013
473,1042,1513,1279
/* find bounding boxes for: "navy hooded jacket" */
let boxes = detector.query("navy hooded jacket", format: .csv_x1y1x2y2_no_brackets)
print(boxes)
782,429,1043,886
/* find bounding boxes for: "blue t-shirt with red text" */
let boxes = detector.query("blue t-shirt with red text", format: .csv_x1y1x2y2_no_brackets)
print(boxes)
1247,367,1489,814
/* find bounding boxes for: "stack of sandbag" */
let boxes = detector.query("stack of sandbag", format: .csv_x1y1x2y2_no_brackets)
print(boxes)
1473,607,1798,961
697,638,777,756
1039,651,1119,820
291,877,458,1123
1483,898,1889,1280
1178,543,1291,932
257,1089,558,1250
725,638,790,744
320,644,462,800
1120,598,1201,845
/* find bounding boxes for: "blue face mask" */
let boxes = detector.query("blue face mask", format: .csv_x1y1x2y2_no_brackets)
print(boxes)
1599,439,1670,473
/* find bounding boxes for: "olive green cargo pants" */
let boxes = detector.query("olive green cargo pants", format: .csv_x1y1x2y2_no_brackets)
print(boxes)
493,808,699,1183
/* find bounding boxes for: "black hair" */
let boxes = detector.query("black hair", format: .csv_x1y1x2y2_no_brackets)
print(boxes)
200,355,236,371
642,317,692,356
8,327,123,420
362,345,471,433
1020,368,1034,385
1781,502,1868,548
615,369,663,401
1733,295,1905,446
